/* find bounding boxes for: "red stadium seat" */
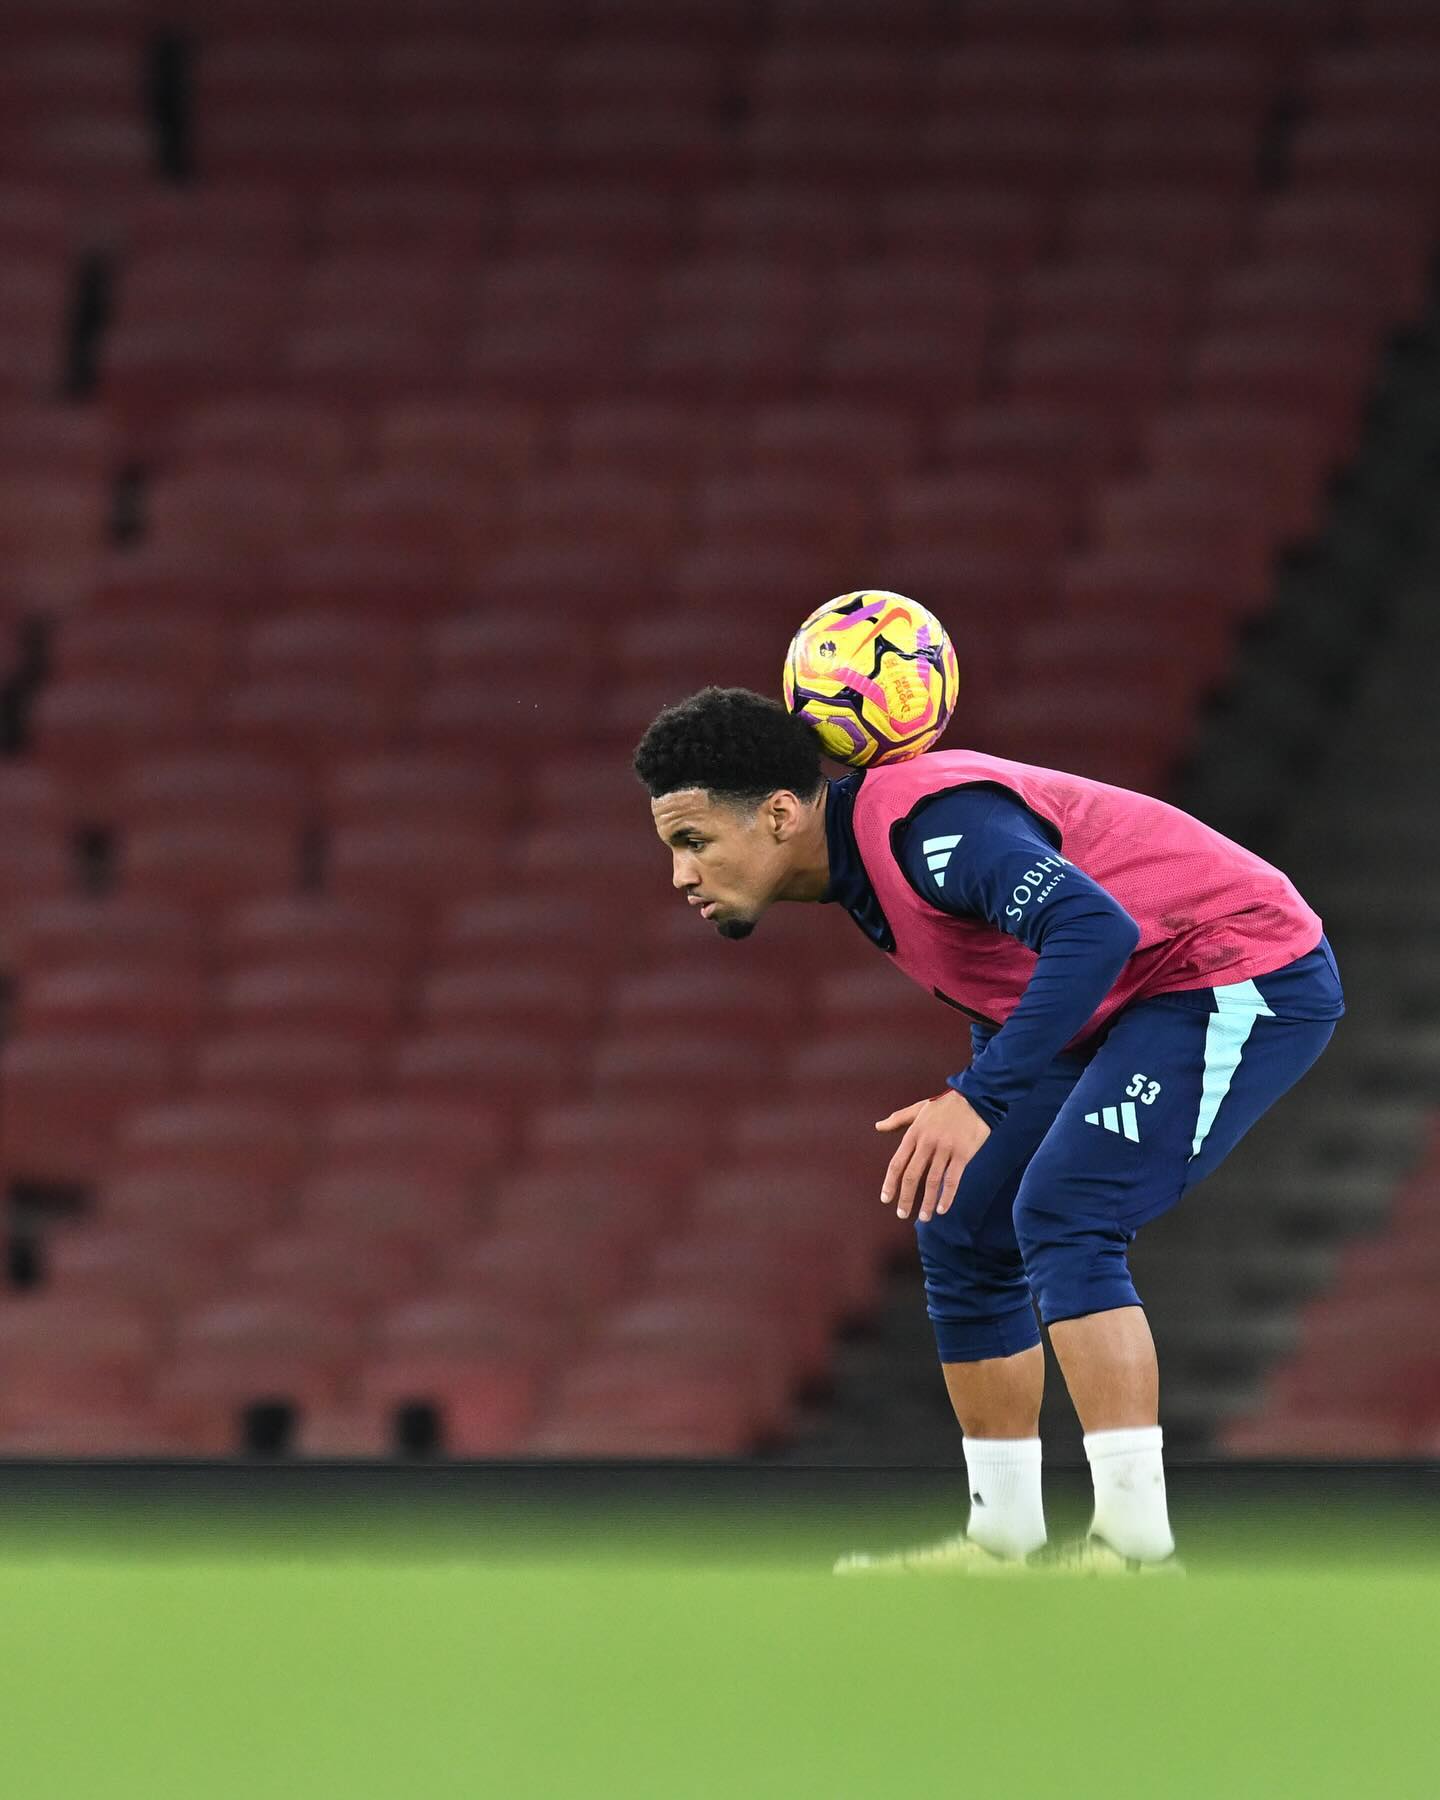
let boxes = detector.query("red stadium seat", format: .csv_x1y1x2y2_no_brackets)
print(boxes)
1149,0,1344,51
1144,405,1336,538
374,399,545,480
219,961,400,1037
453,1210,636,1297
216,896,420,974
1095,474,1287,594
434,888,646,978
0,765,65,834
744,115,922,187
1185,327,1376,449
195,37,357,108
102,1168,290,1241
116,1100,314,1187
1101,44,1271,115
1254,194,1433,318
820,322,986,407
0,403,115,481
564,399,743,478
749,402,920,482
419,963,600,1032
608,611,777,694
285,322,460,403
240,611,420,705
885,473,1072,559
160,1295,359,1411
609,965,801,1035
590,1029,783,1104
18,961,210,1044
31,679,207,805
276,546,466,620
114,753,309,831
120,185,306,258
196,1030,380,1104
242,1229,433,1308
1006,330,1178,447
486,1169,664,1244
46,1228,231,1310
322,754,496,834
0,1299,158,1421
551,103,735,185
327,823,501,907
316,182,495,256
1091,115,1260,191
321,1098,506,1178
1306,48,1440,122
694,473,872,559
0,476,104,556
357,1352,541,1454
177,398,353,482
53,613,231,692
525,1362,757,1456
0,182,82,259
197,107,371,188
1063,185,1241,271
296,1166,479,1242
694,185,867,262
0,1032,175,1181
296,257,467,336
392,1029,587,1106
122,822,300,908
221,678,401,766
0,1410,230,1455
508,185,679,260
510,473,679,555
647,1236,837,1377
526,1098,715,1171
1013,262,1193,348
963,0,1134,44
593,1300,791,1433
148,470,320,555
659,260,823,332
5,897,202,976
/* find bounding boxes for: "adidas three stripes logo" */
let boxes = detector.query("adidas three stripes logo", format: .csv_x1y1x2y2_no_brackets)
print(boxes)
1084,1104,1141,1142
922,834,963,885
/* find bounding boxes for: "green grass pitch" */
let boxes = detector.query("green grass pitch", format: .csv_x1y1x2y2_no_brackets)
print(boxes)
1,1479,1436,1799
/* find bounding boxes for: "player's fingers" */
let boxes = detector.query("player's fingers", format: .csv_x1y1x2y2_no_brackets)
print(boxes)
880,1125,918,1206
935,1156,967,1218
895,1136,930,1222
875,1100,926,1133
918,1152,951,1225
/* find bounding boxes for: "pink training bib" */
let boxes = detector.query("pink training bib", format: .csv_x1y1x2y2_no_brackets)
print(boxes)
849,749,1323,1044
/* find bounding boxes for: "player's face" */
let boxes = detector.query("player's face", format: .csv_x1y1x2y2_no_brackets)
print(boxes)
651,788,794,941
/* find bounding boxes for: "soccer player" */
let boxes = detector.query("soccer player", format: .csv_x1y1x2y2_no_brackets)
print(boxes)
633,687,1344,1573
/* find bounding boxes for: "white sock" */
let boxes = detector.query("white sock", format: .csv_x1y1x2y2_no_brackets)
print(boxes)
962,1436,1046,1560
1084,1426,1175,1563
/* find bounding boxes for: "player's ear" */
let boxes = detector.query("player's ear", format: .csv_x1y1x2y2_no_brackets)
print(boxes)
766,789,802,839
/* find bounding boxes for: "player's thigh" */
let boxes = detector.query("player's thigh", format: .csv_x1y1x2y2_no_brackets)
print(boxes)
917,1049,1088,1315
1018,995,1337,1248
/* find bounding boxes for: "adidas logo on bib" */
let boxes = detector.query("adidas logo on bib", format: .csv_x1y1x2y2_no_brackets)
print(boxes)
1084,1103,1141,1142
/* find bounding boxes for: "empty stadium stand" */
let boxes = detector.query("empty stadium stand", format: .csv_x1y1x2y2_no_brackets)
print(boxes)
1,0,1437,1458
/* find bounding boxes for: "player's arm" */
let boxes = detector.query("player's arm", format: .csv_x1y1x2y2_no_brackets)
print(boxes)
877,787,1139,1222
902,786,1141,1124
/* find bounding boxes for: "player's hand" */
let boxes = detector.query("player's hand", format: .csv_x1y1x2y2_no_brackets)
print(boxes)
875,1090,991,1224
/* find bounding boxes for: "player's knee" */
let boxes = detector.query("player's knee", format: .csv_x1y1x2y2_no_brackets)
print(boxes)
916,1219,1036,1361
1014,1193,1139,1325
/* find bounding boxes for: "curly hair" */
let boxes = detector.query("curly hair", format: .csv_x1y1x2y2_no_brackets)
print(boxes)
632,686,825,804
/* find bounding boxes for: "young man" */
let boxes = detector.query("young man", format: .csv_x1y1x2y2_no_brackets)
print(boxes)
633,686,1344,1573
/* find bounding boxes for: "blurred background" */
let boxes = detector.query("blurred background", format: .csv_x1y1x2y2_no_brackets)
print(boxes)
0,0,1437,1466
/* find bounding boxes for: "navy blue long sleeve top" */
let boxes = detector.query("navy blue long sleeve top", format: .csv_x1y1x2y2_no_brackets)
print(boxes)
822,774,1142,1126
